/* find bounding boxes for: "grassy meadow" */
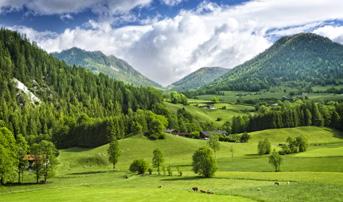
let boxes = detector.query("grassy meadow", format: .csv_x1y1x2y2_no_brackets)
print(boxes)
164,101,254,127
197,86,343,104
1,126,343,202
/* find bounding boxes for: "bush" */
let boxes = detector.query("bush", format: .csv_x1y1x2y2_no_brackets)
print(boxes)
258,138,271,155
219,134,240,142
129,160,148,175
296,136,308,152
269,150,282,172
240,132,250,143
146,133,165,140
192,147,217,178
279,136,308,155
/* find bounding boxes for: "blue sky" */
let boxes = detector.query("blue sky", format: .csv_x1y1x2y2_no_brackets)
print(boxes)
0,0,249,33
1,0,343,85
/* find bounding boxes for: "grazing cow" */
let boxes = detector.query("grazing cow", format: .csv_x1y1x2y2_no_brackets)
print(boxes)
274,182,280,186
206,191,214,194
192,187,198,192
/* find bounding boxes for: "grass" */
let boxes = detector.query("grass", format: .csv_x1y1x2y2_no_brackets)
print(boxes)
1,126,343,202
196,86,343,104
164,102,254,127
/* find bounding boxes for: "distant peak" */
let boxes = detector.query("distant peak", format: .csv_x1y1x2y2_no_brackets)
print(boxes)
278,32,331,44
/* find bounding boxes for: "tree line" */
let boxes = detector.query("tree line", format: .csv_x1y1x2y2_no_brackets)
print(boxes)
223,101,343,135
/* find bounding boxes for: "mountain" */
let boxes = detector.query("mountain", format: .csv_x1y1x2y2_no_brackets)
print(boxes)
0,29,162,147
52,48,160,87
169,67,229,91
204,33,343,92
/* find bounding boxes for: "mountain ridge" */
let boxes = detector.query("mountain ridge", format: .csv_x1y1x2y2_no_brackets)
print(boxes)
203,33,343,92
169,67,228,91
52,47,161,88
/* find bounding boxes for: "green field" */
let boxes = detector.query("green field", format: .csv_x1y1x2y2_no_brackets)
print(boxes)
165,101,254,127
1,126,343,202
197,86,343,104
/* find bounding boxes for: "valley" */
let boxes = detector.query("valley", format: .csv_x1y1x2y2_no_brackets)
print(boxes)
1,127,343,202
1,23,343,202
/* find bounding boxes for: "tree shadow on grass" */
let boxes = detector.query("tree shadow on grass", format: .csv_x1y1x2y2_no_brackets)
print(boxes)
68,170,113,175
3,182,48,187
161,176,204,181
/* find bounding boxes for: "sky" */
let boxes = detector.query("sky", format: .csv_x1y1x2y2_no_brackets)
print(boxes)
1,0,343,86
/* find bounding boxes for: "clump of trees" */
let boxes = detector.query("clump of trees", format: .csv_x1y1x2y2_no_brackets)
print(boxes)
129,160,148,175
170,92,188,105
240,132,250,143
31,140,58,183
144,112,168,140
222,101,343,135
279,136,308,155
258,138,271,155
192,147,217,178
0,126,58,184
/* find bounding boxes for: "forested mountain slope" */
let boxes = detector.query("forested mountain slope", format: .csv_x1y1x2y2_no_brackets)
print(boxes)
169,67,228,91
0,29,162,147
52,47,160,87
204,33,343,92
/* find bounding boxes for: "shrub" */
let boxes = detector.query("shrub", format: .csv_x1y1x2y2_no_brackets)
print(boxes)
258,138,271,155
240,132,250,143
269,150,282,172
192,147,217,178
279,136,308,155
296,136,308,152
129,160,148,175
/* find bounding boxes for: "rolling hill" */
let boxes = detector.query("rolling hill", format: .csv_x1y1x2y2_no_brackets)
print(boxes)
52,47,160,87
58,126,343,173
204,33,343,92
169,67,228,91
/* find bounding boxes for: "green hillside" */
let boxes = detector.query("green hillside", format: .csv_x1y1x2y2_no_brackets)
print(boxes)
169,67,228,91
58,126,343,173
2,127,343,202
0,29,163,148
204,33,343,92
164,101,254,127
52,47,160,87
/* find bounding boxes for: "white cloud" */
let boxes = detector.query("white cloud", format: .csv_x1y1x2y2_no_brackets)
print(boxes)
0,0,152,15
313,26,343,44
161,0,183,6
60,14,73,21
8,0,343,86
